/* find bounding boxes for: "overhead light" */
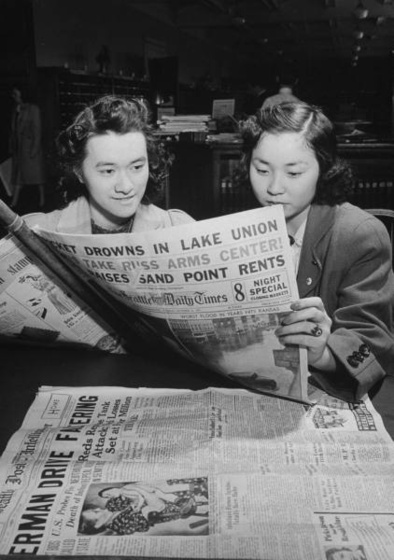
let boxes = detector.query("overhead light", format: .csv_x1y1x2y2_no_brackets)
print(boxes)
353,27,364,39
354,0,369,19
233,16,246,26
353,44,362,52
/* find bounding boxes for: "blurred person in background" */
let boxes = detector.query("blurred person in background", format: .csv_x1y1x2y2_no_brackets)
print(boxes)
9,84,46,210
261,77,300,110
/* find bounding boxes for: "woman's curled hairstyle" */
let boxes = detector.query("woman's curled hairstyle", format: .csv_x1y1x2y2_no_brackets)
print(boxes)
56,95,171,206
239,102,354,205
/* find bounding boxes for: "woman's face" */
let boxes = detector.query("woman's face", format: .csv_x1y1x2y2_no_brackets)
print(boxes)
79,131,149,228
249,131,320,234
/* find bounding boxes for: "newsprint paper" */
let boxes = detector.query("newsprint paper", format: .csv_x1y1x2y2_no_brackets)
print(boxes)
0,385,393,559
32,205,310,403
0,232,121,351
0,206,310,402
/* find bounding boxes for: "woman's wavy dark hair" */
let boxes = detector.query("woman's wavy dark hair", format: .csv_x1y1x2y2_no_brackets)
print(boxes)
238,101,354,205
55,95,172,206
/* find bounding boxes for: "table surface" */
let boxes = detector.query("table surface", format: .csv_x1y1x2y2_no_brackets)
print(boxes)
1,343,394,455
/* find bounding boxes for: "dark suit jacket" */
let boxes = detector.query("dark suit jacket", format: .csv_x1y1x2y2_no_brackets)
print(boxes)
298,203,394,401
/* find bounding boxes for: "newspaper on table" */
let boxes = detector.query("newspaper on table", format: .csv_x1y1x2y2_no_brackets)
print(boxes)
0,385,393,559
1,205,310,402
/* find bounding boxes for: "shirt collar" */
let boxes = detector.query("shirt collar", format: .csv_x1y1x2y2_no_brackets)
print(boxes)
289,206,310,248
293,218,307,248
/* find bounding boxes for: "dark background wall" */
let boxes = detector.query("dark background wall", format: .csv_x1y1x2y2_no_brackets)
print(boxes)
1,0,394,162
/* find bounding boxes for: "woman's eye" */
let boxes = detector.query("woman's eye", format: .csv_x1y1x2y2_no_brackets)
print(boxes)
99,168,115,175
131,163,144,172
256,168,268,175
288,171,302,177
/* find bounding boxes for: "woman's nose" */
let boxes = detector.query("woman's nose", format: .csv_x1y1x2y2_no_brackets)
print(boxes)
115,170,134,193
267,174,285,195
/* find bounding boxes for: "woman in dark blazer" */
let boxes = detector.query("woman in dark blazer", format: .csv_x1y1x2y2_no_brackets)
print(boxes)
239,101,394,401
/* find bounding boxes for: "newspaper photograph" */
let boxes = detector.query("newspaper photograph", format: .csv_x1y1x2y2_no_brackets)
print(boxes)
0,233,125,352
0,385,393,559
34,205,311,403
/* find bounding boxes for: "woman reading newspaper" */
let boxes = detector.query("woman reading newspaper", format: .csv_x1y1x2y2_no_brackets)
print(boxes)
239,101,394,402
23,95,194,233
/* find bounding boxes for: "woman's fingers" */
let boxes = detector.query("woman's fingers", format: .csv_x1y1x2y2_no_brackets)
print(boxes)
275,320,327,340
281,308,326,326
275,297,332,367
290,297,326,311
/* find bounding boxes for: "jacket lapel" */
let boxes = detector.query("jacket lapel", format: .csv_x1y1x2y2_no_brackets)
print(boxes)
297,205,336,298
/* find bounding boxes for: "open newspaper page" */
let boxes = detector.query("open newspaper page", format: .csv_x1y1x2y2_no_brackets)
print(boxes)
0,233,125,353
0,385,393,559
35,206,311,403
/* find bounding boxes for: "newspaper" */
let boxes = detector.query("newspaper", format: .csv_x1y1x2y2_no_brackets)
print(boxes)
0,385,393,559
0,233,126,353
1,205,310,402
33,205,312,403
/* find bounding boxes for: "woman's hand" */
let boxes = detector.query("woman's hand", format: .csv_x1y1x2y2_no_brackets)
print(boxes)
275,297,334,371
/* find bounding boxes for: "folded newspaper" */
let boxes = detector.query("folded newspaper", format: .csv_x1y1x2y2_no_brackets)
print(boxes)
0,385,393,559
1,205,312,403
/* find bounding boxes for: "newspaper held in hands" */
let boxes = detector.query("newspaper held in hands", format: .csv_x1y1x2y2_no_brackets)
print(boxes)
0,205,311,402
0,233,126,352
34,205,310,403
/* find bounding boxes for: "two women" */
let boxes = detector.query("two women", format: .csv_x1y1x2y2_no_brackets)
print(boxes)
24,94,393,401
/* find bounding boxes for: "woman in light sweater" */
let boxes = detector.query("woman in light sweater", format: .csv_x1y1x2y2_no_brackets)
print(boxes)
24,94,194,233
